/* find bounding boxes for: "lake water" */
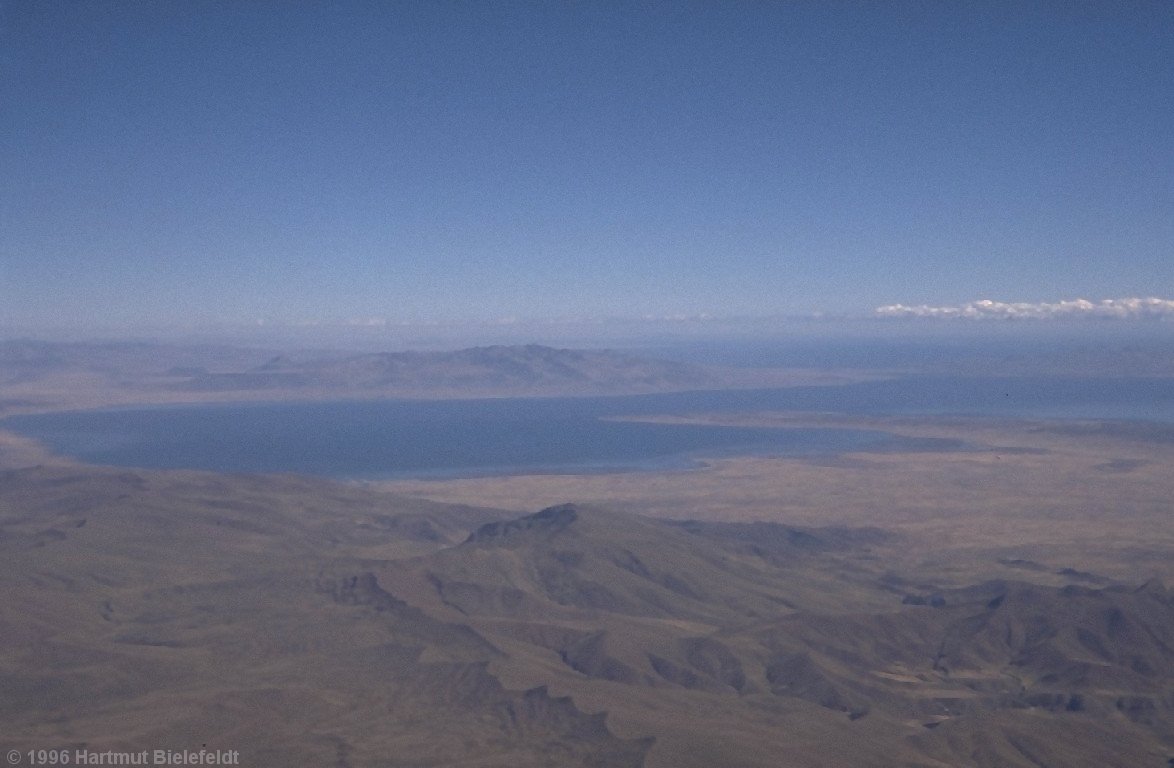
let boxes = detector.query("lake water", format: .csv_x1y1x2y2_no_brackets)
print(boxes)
5,376,1174,479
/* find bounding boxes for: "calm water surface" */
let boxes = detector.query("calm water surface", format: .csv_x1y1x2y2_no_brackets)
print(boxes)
5,376,1174,479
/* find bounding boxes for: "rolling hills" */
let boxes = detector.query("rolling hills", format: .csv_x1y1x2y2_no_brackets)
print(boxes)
1,465,1169,767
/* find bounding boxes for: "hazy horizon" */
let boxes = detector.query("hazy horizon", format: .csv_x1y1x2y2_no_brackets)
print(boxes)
5,308,1174,355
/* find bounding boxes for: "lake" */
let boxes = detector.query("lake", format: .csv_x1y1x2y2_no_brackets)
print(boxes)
5,375,1174,479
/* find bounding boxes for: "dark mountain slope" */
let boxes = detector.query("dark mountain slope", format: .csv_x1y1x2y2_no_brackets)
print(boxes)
0,468,651,767
412,503,895,625
2,471,1170,768
387,503,1173,767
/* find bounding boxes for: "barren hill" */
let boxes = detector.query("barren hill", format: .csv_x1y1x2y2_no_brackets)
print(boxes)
2,468,1169,767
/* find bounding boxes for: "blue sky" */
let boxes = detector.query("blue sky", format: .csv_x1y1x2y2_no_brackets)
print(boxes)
2,1,1172,332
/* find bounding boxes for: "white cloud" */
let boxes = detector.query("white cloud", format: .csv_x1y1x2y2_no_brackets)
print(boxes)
875,297,1174,320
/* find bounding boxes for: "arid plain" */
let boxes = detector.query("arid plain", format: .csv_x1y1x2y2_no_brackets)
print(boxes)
382,413,1174,586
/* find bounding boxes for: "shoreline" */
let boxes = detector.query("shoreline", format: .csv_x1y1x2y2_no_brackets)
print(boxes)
6,397,1174,480
0,427,76,470
0,364,878,420
3,405,1172,588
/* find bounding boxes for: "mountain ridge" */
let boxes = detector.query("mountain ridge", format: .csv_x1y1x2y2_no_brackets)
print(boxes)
0,341,856,416
2,468,1170,767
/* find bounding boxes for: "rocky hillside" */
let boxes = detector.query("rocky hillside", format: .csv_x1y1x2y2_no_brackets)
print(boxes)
3,469,1169,767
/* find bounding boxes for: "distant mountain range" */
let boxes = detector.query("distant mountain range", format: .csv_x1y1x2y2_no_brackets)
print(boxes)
0,340,851,414
179,344,725,394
